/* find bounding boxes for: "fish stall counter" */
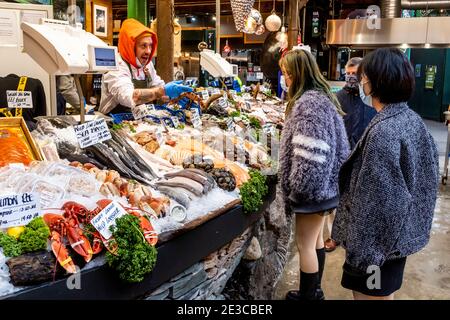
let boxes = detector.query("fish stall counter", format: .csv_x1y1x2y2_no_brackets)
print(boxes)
0,181,278,300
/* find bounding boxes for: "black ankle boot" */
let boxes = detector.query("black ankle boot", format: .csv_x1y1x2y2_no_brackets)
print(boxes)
286,271,323,301
316,248,326,300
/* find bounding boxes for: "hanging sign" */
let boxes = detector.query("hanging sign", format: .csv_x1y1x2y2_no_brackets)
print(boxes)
312,11,320,38
425,65,437,90
0,193,41,228
73,118,112,148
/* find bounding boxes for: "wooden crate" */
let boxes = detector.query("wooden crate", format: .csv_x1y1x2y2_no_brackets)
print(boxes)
0,117,43,163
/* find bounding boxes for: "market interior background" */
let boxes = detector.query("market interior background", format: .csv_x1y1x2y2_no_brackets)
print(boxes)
0,0,450,300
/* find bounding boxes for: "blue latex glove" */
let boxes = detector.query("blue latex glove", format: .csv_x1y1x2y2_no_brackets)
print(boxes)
164,80,193,99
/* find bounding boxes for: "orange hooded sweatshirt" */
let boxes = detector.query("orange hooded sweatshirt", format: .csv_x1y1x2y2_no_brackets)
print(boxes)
118,18,158,69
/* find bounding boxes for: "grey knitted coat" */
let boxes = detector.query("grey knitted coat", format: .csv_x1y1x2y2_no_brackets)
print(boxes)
332,102,439,273
279,90,350,212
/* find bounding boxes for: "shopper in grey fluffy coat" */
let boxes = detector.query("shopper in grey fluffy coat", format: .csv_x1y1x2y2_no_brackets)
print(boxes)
279,89,350,212
332,102,439,273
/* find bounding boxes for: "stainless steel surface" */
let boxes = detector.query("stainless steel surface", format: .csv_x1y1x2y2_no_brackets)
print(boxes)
326,17,450,47
381,0,401,18
402,0,450,9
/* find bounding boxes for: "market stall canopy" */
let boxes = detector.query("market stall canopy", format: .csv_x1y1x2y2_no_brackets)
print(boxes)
21,19,119,75
326,16,450,48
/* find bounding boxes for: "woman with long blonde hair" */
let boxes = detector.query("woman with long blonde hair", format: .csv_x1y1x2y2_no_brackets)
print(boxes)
279,49,349,300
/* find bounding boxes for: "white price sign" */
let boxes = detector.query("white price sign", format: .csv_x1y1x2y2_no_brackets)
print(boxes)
155,127,165,146
227,117,235,131
171,116,180,128
256,72,264,80
91,201,127,239
191,108,202,129
0,193,41,228
218,98,228,108
201,90,210,100
263,123,276,136
132,104,155,120
212,88,220,95
73,119,112,149
7,90,33,109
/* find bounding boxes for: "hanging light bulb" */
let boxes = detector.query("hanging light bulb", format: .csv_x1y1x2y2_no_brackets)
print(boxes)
265,0,282,32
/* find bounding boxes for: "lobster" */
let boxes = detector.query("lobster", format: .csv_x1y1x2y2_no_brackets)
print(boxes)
43,201,100,274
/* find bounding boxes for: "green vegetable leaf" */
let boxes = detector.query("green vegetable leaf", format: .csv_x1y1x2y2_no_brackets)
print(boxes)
239,170,268,214
105,215,157,283
0,232,22,257
18,217,50,254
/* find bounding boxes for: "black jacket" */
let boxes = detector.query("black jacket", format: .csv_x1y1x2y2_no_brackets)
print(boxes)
336,87,376,149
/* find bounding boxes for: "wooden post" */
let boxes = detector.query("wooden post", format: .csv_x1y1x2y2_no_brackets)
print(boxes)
156,0,174,82
288,0,300,49
216,0,220,53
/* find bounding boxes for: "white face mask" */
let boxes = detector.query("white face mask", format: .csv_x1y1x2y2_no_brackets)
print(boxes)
280,75,288,92
359,81,373,107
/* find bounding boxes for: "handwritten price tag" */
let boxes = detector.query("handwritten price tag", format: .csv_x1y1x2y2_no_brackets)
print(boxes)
91,201,127,239
132,104,155,120
7,90,33,109
201,90,209,101
191,108,202,129
73,119,112,148
171,116,180,128
0,193,41,228
227,117,235,131
155,127,165,146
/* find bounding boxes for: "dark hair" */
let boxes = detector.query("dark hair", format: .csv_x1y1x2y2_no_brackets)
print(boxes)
346,57,362,68
357,48,414,104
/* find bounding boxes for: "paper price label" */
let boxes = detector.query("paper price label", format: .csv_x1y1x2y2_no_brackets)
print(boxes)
132,104,154,120
191,109,202,129
0,193,41,228
244,101,252,111
155,127,165,146
171,116,180,128
73,118,112,149
223,92,228,100
218,98,228,108
256,72,264,80
227,118,235,131
212,88,220,95
201,90,210,100
7,90,33,109
91,201,127,239
263,123,276,136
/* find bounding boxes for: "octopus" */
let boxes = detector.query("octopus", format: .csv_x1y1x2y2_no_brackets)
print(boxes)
0,128,33,167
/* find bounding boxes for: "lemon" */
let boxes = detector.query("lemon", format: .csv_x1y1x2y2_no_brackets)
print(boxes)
7,226,25,239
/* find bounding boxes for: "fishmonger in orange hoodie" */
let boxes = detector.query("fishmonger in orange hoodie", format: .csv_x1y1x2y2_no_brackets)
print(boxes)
99,18,192,114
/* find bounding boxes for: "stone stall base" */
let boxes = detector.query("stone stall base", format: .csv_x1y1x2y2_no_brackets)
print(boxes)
144,228,253,300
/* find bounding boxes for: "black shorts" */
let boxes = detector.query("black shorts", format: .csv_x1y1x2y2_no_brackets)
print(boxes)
341,257,407,296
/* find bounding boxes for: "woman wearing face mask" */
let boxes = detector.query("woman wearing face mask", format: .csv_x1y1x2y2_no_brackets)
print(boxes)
279,49,350,300
332,48,439,300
